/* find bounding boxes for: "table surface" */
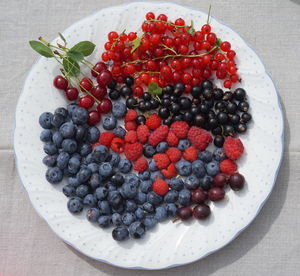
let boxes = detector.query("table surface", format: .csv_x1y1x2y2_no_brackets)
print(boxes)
1,0,300,275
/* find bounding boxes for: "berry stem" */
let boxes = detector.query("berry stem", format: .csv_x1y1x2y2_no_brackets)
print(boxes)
145,19,189,29
207,5,212,24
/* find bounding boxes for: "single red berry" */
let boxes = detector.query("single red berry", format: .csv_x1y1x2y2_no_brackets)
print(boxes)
111,137,125,153
128,32,137,41
207,32,217,44
214,173,228,187
79,95,94,109
208,187,225,201
157,13,167,21
97,98,112,114
220,41,231,52
133,86,143,97
96,70,112,86
224,80,232,89
108,31,118,42
201,24,211,34
227,50,236,60
65,88,78,101
91,86,107,100
80,77,93,92
194,31,204,42
193,204,210,219
230,74,239,83
53,75,68,90
160,65,172,81
176,207,192,220
146,12,155,20
175,18,185,26
192,189,208,204
91,62,107,77
88,110,101,125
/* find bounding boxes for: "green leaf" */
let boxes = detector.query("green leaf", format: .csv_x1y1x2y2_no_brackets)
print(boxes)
29,40,54,58
216,38,222,47
148,82,162,96
131,36,142,53
67,50,84,62
58,32,66,44
188,20,196,36
70,41,96,56
63,57,80,76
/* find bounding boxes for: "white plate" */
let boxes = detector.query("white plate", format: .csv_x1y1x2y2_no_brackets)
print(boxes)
14,1,284,270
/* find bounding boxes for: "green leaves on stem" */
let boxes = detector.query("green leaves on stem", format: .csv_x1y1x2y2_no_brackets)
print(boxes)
29,41,54,58
70,41,96,57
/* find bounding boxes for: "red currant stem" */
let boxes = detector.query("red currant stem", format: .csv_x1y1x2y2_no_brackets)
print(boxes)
135,71,160,75
145,19,188,29
81,60,99,76
160,43,177,55
207,5,212,24
74,76,100,104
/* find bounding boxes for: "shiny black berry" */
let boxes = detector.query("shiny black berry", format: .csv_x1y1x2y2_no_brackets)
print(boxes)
170,95,179,103
194,114,206,127
212,126,223,135
162,84,174,95
201,80,213,89
213,88,224,100
226,102,238,114
174,83,185,97
241,112,252,122
163,118,172,126
223,91,233,101
138,101,146,111
199,104,209,114
230,114,240,125
150,98,159,109
236,123,247,133
217,112,228,124
142,92,151,101
191,85,202,98
161,97,171,107
124,76,134,87
169,103,180,114
108,79,117,89
126,97,137,109
183,111,193,122
158,107,170,119
109,89,120,100
223,125,235,136
173,113,183,121
214,135,225,147
120,86,132,97
238,101,249,112
202,88,213,99
234,88,246,101
144,101,152,111
215,101,227,112
179,97,192,110
208,118,218,129
191,106,200,115
136,115,146,125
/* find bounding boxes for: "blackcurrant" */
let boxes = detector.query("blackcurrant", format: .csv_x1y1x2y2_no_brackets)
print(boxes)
215,101,227,112
202,88,213,99
241,112,252,122
213,88,224,100
201,79,213,89
236,123,247,133
183,111,193,122
169,103,180,114
234,88,246,101
124,76,134,87
138,100,146,111
136,115,146,125
223,125,235,136
191,85,202,98
217,112,228,124
191,106,200,115
214,135,225,147
223,91,233,101
163,118,172,126
144,101,152,110
199,104,209,114
150,98,159,109
230,114,240,125
208,118,218,129
238,101,249,112
173,83,185,97
120,86,132,97
107,79,117,89
109,89,120,100
162,98,171,107
126,97,137,109
173,113,183,121
162,84,174,95
142,92,151,101
194,114,206,127
158,107,170,119
212,126,223,135
170,95,179,103
179,97,192,110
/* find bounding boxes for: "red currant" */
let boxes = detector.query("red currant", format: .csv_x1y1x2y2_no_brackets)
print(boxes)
220,41,231,52
65,88,78,101
79,95,94,109
201,24,211,34
146,12,155,20
230,74,239,83
97,98,112,114
207,32,217,44
157,14,167,21
224,79,232,88
171,59,182,71
182,72,192,85
53,75,68,90
128,32,137,41
215,53,225,61
194,31,204,42
160,65,172,81
108,31,118,42
227,50,236,59
88,110,101,125
175,18,185,26
133,86,143,97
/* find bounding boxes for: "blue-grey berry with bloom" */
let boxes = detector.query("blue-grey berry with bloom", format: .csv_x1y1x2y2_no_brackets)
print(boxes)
46,166,63,184
39,112,53,129
86,208,100,222
40,129,52,142
67,197,83,214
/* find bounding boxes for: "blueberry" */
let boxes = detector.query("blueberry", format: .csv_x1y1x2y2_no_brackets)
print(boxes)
111,213,122,226
192,160,206,178
147,192,162,206
72,153,81,160
68,176,80,187
185,175,200,189
213,148,226,161
52,131,63,147
98,200,111,215
67,103,79,116
103,115,117,130
168,178,184,191
176,160,192,176
143,217,157,229
118,159,132,173
140,180,152,193
142,202,154,213
99,162,113,178
108,183,117,191
199,150,213,163
112,101,127,118
77,143,91,157
125,200,137,212
98,215,111,228
59,122,75,138
39,112,53,129
178,189,191,206
83,194,97,207
206,161,220,176
124,173,139,186
87,126,100,143
92,145,109,163
122,212,136,226
135,192,147,204
135,207,146,220
43,142,58,155
154,206,167,222
164,190,178,203
40,129,52,142
110,173,124,186
113,126,126,138
62,139,77,154
143,145,156,158
56,152,70,169
89,173,102,190
51,113,65,128
200,175,213,190
129,221,145,239
55,107,68,119
42,154,57,167
112,226,129,241
95,187,108,200
84,153,94,164
62,184,76,197
138,170,150,180
67,197,83,214
76,184,89,198
149,159,158,172
178,139,191,151
108,191,122,207
87,163,99,173
156,142,168,153
71,107,88,125
68,157,81,174
109,152,120,167
75,125,87,142
122,183,138,199
86,208,100,222
166,203,177,217
45,167,63,184
113,203,125,214
77,167,92,183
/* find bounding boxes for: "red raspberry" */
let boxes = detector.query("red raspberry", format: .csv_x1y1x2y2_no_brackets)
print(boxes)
146,114,161,130
136,124,150,144
124,142,143,161
223,137,244,160
152,178,169,196
166,147,182,163
166,130,179,147
153,153,170,169
134,157,149,172
220,159,237,175
148,125,169,146
183,146,198,162
187,126,212,150
170,121,189,139
125,130,138,143
125,120,137,131
110,138,125,153
161,163,177,179
99,132,115,147
125,109,138,122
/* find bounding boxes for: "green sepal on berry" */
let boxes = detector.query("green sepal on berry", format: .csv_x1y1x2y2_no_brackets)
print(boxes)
131,36,142,53
187,20,196,35
148,82,162,96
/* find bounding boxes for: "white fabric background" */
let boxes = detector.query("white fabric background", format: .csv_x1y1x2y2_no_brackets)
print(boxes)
0,0,299,275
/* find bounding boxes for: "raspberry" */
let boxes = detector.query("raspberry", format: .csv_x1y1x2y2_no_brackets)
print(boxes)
136,125,150,144
148,125,169,146
170,121,189,139
152,179,169,196
125,109,138,122
146,114,161,130
161,163,177,179
183,146,198,162
99,132,115,147
166,130,179,147
220,159,237,175
153,153,170,169
111,137,125,153
125,130,138,143
166,147,182,163
223,137,244,160
187,126,212,150
124,142,143,161
125,120,137,131
134,157,149,172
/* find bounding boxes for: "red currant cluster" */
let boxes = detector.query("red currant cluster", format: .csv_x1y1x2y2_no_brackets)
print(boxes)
100,12,239,94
